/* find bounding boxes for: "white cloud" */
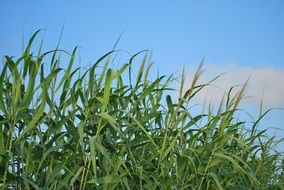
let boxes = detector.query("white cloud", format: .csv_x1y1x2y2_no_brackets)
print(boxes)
182,64,284,108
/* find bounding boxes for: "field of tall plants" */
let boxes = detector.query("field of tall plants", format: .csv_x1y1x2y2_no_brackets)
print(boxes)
0,31,283,189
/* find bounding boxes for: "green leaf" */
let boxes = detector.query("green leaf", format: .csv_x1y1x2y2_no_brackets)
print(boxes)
56,47,77,92
214,152,246,174
207,172,223,190
97,51,115,88
16,82,47,142
99,112,124,137
6,56,22,108
70,166,84,186
0,123,4,156
87,175,124,184
127,115,159,151
90,136,97,178
0,63,8,114
20,61,37,106
46,161,66,184
101,69,112,112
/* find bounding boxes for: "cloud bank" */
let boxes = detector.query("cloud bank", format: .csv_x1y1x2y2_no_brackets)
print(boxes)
182,64,284,108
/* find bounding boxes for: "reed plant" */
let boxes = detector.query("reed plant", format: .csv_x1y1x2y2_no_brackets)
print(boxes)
0,30,283,189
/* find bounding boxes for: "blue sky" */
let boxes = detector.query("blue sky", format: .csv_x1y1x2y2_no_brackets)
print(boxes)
1,1,284,145
1,0,284,69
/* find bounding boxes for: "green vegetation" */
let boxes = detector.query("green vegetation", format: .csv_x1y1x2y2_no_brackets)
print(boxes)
0,31,283,189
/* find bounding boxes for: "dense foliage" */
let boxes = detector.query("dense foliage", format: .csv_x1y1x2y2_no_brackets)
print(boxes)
0,31,283,189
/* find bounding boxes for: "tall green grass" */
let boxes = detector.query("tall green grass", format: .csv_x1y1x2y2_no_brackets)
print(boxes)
0,31,283,189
